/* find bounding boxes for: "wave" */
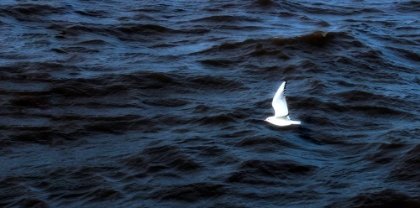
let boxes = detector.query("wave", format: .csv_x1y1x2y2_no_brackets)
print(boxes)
226,159,316,184
327,189,420,207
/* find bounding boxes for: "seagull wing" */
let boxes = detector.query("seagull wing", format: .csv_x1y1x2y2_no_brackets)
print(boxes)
272,81,289,117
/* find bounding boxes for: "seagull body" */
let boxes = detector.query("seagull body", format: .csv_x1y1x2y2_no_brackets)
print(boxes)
264,81,301,126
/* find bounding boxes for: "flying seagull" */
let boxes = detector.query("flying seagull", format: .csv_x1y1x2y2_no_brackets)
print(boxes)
264,81,301,126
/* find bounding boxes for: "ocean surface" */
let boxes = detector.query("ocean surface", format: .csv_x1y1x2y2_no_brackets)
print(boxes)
1,0,420,207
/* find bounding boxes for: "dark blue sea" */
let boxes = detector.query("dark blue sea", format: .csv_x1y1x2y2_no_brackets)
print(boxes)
1,0,420,207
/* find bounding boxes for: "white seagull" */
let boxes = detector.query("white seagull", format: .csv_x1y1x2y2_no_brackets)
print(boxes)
264,81,301,126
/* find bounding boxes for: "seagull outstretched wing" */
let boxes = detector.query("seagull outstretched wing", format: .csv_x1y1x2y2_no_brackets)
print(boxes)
272,81,289,117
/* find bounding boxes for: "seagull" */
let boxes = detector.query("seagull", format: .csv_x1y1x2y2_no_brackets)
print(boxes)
264,81,301,126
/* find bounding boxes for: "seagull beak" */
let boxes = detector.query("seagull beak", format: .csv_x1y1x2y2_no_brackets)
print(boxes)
264,120,267,122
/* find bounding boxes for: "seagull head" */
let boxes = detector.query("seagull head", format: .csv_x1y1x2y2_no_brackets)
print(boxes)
264,116,274,123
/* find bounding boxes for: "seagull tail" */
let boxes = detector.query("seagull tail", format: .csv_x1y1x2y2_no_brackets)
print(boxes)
292,120,301,125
